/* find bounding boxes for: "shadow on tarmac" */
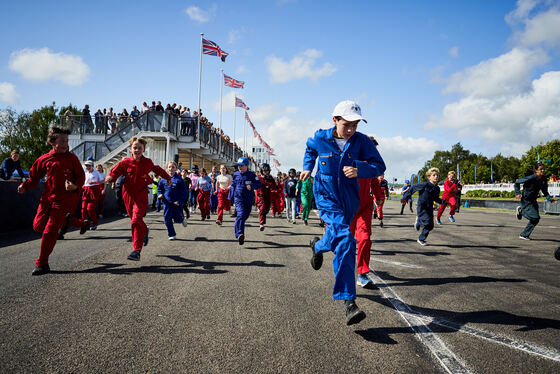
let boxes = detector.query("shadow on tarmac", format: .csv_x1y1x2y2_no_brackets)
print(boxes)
371,249,451,257
48,255,283,275
373,270,527,287
355,294,560,344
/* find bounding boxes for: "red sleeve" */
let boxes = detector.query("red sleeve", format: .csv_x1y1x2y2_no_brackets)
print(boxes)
21,154,47,192
109,159,126,180
152,163,171,181
444,180,456,193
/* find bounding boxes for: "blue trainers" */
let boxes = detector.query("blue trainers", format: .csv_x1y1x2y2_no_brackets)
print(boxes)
449,215,455,223
436,219,442,225
357,274,374,288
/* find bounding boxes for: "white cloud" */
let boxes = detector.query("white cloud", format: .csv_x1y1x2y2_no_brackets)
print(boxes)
449,46,459,58
373,135,440,181
228,28,246,43
236,65,247,74
265,49,337,83
9,48,90,86
0,82,19,104
185,5,216,23
516,7,560,47
212,91,238,113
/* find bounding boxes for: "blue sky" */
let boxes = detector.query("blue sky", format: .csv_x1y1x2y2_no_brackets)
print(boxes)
2,0,560,181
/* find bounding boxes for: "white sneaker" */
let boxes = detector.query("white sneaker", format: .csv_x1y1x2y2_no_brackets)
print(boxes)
417,239,427,246
169,236,176,240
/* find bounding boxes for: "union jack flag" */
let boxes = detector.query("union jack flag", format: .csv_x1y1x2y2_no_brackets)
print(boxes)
224,74,244,88
273,159,281,167
235,97,249,110
202,38,228,62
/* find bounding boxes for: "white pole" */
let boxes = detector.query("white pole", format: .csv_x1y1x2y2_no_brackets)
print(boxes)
243,110,247,156
219,68,223,156
197,33,203,145
233,97,236,160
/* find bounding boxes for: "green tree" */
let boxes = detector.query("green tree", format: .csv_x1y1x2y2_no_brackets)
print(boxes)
419,143,476,183
519,140,560,178
0,103,58,169
490,154,522,183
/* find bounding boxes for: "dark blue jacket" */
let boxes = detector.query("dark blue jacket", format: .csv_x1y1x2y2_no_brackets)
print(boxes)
0,157,24,180
303,127,385,222
228,170,262,201
284,178,298,197
411,182,442,219
158,174,188,206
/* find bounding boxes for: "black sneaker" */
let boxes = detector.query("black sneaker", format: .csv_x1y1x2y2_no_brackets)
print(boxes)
379,219,383,228
304,220,308,226
31,264,50,276
345,300,366,326
143,228,150,246
80,220,90,235
310,237,323,270
238,234,245,245
127,250,141,261
516,206,522,220
207,215,211,219
259,225,265,231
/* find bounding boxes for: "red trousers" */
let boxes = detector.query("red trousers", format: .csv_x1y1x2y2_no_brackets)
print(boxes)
33,194,82,266
123,192,149,251
350,203,373,275
374,195,385,220
216,188,230,222
437,196,457,219
198,189,211,218
81,187,99,226
257,195,271,225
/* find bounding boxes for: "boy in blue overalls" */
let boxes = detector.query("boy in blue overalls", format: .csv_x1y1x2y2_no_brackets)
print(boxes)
228,157,262,245
158,161,188,240
301,100,385,325
411,168,442,246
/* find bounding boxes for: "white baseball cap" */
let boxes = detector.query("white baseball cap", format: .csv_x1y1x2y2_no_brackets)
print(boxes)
84,160,94,166
332,100,367,123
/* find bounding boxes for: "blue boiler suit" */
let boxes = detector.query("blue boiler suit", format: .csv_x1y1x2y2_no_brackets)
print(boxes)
303,127,385,300
411,182,442,241
228,170,262,238
158,174,188,237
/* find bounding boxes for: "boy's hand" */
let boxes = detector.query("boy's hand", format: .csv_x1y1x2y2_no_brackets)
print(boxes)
246,185,252,191
300,170,311,181
515,194,521,200
167,179,171,186
105,175,113,183
65,180,77,191
174,201,180,206
343,166,357,178
17,185,25,194
158,194,163,199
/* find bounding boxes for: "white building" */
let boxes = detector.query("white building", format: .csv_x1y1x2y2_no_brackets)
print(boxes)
252,146,270,167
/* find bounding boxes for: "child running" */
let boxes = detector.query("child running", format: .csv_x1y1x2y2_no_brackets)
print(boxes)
372,174,389,227
82,160,103,230
436,170,461,225
412,167,443,246
302,100,385,325
215,164,233,225
297,174,313,226
105,137,170,261
158,161,188,240
514,163,557,240
196,168,213,220
256,163,276,231
284,169,298,224
228,157,262,245
400,179,413,214
17,126,89,275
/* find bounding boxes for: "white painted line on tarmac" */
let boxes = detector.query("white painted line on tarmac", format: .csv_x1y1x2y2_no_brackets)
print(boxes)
371,257,425,269
367,271,473,374
367,272,560,366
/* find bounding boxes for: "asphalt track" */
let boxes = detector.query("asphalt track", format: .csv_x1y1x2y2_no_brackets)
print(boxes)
1,201,559,373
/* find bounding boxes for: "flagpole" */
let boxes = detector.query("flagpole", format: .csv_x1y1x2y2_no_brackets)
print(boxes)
243,110,247,156
197,33,203,145
233,98,236,160
219,68,223,157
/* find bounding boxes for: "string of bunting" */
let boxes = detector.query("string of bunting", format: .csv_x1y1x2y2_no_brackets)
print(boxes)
244,111,275,156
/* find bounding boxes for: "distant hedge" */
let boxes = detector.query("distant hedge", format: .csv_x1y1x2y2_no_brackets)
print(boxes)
465,189,516,198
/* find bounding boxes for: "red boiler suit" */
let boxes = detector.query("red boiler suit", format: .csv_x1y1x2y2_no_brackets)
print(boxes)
257,174,276,225
20,150,85,267
372,178,389,220
350,178,376,276
436,179,459,220
109,156,170,251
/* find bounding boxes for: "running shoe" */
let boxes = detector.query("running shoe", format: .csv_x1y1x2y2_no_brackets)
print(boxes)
90,225,97,231
379,219,384,228
357,274,374,288
182,219,188,227
449,215,455,223
216,220,222,225
127,250,141,261
207,215,210,219
417,239,427,246
31,264,50,276
436,219,442,225
238,234,245,245
80,220,90,235
292,220,296,224
310,237,323,270
516,206,522,220
304,220,308,226
414,217,420,231
519,235,531,240
168,236,176,240
59,213,72,237
344,300,366,326
259,225,265,231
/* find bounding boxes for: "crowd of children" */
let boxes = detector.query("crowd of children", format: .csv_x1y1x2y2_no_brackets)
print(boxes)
15,99,558,328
